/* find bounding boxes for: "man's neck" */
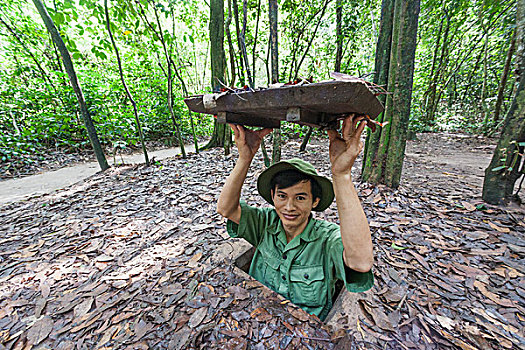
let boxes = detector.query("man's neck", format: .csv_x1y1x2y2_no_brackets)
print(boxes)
283,221,308,243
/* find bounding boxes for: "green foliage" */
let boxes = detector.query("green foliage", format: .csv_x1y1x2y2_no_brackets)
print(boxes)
0,0,518,171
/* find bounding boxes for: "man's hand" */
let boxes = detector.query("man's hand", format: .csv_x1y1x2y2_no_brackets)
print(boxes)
327,114,366,176
230,124,273,161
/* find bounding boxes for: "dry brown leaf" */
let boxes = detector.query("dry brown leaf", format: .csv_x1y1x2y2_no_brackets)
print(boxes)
96,325,118,348
473,281,515,307
34,298,47,318
73,297,93,318
250,307,272,322
112,312,138,324
70,313,102,333
461,201,476,211
287,306,309,322
488,221,510,233
360,301,394,331
198,194,213,202
134,319,154,339
439,329,478,350
188,252,203,267
191,223,213,232
124,341,149,350
27,316,53,345
188,307,207,328
492,266,523,278
40,281,51,299
168,327,192,350
435,315,455,330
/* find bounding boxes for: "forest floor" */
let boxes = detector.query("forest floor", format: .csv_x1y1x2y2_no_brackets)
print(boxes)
0,132,524,349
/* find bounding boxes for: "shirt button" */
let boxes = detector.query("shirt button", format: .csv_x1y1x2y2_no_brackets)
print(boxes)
282,275,286,281
304,273,309,279
282,254,287,260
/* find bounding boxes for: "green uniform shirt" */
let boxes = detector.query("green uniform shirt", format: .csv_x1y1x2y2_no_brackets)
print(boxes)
227,201,374,321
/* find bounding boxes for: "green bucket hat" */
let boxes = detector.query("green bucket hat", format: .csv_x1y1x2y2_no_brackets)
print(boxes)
257,158,334,212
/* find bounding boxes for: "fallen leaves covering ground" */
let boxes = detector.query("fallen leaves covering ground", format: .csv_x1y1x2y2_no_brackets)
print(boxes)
0,133,524,349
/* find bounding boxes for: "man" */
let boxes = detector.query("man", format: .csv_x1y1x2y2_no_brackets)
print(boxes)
217,115,374,321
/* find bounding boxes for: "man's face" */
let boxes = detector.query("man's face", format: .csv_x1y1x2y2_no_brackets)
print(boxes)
271,180,320,236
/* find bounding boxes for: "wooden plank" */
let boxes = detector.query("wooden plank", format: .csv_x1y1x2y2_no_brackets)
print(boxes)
184,80,384,128
217,112,281,128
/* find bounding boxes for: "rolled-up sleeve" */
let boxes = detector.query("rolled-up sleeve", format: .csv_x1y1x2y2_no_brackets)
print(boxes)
226,201,270,247
327,229,374,293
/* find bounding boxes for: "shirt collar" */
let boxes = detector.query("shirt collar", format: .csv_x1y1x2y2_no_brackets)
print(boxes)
268,211,322,243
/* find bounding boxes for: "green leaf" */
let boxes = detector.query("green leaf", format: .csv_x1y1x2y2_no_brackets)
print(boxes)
95,51,107,60
491,165,506,172
72,52,82,60
53,12,65,25
391,242,407,250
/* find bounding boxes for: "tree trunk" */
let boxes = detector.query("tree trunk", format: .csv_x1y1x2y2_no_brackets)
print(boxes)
152,7,187,158
169,10,200,153
334,0,343,72
240,0,254,87
105,0,149,166
269,0,281,163
425,11,450,126
252,0,262,83
481,25,491,130
31,0,109,171
483,0,525,205
363,0,395,176
362,0,420,188
233,0,245,85
205,0,231,153
226,0,237,86
422,17,443,123
137,2,187,158
268,0,279,84
493,30,516,124
299,126,313,152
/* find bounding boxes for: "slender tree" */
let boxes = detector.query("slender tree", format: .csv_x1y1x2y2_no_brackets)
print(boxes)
334,0,343,72
362,0,420,188
31,0,109,171
152,6,186,158
482,0,525,204
233,0,246,85
205,0,231,154
225,0,237,86
135,1,187,158
493,30,516,125
240,0,254,87
363,0,394,172
104,0,149,166
269,0,281,163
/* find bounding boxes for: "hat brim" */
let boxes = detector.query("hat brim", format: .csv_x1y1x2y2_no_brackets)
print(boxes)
257,163,334,212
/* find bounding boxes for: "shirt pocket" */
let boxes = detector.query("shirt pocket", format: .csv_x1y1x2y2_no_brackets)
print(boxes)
290,265,326,307
258,250,280,291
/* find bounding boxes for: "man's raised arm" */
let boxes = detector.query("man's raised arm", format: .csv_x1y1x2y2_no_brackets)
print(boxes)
327,115,374,273
217,125,272,224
